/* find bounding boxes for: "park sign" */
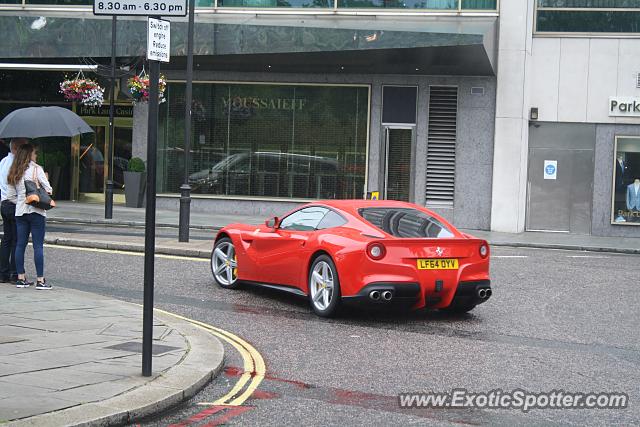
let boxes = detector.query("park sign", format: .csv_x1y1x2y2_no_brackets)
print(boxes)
94,0,187,16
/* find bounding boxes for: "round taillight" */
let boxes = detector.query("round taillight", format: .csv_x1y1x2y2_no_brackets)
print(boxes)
367,243,386,260
479,243,489,258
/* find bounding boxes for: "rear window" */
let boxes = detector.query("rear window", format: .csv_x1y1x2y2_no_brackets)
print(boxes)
358,208,454,238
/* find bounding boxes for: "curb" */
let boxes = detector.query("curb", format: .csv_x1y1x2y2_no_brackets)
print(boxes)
47,217,220,231
43,235,640,257
489,241,640,255
8,298,225,427
45,235,213,259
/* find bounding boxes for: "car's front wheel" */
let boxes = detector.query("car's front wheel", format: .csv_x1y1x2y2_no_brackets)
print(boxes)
308,255,341,317
211,237,240,289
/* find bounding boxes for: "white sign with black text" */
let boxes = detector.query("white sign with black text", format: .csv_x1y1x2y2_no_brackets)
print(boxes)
609,97,640,117
147,18,170,63
94,0,186,16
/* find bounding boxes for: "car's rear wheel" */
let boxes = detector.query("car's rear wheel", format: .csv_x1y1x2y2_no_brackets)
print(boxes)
308,255,341,318
211,237,240,289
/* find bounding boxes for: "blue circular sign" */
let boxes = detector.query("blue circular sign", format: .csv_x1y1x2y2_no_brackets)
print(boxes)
545,164,556,175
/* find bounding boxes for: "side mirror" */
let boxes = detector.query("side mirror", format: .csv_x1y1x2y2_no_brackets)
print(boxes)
265,216,279,229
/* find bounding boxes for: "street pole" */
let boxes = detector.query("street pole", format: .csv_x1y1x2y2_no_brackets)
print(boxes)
178,0,195,243
142,28,160,377
105,15,116,219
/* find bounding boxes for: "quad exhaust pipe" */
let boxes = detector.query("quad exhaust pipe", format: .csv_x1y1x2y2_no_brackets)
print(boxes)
369,290,394,301
477,288,492,299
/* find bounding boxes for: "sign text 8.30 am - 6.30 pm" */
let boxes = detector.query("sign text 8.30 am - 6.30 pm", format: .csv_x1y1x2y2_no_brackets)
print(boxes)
94,0,187,16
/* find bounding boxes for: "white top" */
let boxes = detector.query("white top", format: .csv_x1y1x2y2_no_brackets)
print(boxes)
5,161,52,217
0,153,14,202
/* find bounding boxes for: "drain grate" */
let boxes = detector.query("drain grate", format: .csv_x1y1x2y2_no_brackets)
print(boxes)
105,341,180,355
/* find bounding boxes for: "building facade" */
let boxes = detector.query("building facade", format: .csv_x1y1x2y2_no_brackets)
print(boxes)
3,1,639,237
492,1,640,237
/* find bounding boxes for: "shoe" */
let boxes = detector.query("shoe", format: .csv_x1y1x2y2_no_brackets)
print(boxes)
16,279,33,288
35,280,52,290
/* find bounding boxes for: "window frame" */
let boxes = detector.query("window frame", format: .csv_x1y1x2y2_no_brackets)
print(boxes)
0,0,498,13
535,1,640,36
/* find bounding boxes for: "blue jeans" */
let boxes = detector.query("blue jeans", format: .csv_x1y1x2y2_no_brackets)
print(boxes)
15,213,46,278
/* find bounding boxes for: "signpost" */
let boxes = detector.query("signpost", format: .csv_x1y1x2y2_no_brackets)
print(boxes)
94,0,182,377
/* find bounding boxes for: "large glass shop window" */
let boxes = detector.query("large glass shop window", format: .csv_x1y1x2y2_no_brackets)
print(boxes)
159,83,369,199
612,136,640,225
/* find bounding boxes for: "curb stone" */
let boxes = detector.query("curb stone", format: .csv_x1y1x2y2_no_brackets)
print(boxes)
43,235,640,257
47,217,220,231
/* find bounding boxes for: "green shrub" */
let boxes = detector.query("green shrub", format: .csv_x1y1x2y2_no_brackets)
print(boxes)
128,157,146,172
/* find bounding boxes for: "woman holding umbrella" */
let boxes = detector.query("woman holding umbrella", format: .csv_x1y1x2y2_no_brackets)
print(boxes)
6,143,53,289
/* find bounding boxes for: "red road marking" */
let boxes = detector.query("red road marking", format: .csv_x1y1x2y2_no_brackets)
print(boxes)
250,389,279,400
168,405,227,427
224,366,312,389
201,406,253,426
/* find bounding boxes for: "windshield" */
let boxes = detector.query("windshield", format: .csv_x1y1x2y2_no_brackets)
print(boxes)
358,207,454,238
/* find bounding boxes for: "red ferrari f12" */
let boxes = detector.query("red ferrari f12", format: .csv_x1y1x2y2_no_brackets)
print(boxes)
211,200,491,317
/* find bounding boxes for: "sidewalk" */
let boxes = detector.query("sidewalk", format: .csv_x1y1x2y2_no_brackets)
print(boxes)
41,201,640,256
0,286,224,426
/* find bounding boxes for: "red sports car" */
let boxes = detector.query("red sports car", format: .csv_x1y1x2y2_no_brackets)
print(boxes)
211,200,491,317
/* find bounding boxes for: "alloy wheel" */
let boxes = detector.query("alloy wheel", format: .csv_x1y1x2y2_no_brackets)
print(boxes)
309,260,334,311
212,241,237,286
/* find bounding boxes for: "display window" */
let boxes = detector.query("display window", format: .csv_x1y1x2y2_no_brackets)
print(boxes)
612,136,640,225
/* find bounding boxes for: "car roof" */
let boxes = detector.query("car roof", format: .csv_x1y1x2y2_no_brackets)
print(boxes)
314,199,419,212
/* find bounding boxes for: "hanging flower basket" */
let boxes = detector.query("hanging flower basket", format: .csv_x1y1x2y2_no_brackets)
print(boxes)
59,72,105,107
127,72,167,104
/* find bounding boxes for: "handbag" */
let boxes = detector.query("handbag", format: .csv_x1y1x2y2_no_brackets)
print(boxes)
24,166,56,210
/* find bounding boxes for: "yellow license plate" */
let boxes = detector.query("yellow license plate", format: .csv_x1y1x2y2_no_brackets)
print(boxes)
417,258,459,270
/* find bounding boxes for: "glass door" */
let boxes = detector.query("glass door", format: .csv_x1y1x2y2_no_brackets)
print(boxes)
73,116,133,202
79,126,106,197
384,127,414,201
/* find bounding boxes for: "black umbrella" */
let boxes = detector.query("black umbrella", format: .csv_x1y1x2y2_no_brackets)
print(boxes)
0,106,94,139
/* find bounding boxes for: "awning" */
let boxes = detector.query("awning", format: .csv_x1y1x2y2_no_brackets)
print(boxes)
0,12,496,76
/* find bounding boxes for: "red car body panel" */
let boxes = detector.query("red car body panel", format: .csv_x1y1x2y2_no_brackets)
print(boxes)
215,200,490,310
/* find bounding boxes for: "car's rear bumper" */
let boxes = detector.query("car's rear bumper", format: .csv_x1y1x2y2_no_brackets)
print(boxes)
342,282,421,308
342,280,492,310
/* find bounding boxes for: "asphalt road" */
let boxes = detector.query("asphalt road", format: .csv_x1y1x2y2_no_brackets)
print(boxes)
35,242,640,426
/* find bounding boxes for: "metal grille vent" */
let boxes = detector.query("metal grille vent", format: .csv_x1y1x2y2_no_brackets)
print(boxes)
425,86,458,206
637,73,640,88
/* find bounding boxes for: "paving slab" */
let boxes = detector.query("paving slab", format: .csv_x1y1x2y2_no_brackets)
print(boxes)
0,286,224,426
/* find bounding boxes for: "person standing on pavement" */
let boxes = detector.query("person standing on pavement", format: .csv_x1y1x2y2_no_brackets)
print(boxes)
0,138,27,283
6,143,53,289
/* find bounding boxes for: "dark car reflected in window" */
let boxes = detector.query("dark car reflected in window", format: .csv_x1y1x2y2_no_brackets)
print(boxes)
188,152,343,199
